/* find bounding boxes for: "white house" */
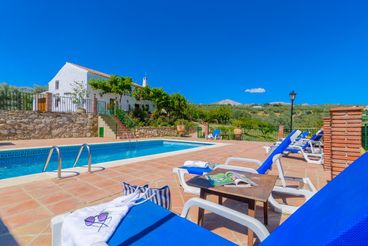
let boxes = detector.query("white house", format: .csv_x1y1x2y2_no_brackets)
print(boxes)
47,62,155,112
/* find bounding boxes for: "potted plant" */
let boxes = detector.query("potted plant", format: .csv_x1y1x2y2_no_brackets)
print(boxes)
232,119,243,140
71,81,89,113
176,119,187,136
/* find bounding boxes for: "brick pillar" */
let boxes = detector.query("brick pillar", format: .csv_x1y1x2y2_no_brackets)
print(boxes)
45,92,53,112
330,107,363,179
323,117,332,171
277,125,284,139
92,97,98,115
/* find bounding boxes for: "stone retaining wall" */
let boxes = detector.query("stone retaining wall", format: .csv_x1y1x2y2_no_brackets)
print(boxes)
0,110,98,140
134,127,177,138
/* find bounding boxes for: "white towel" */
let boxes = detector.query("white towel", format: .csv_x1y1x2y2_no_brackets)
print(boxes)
183,160,209,168
61,191,142,246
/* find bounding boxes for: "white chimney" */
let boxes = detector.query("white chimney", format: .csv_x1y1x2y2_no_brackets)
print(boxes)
142,75,148,87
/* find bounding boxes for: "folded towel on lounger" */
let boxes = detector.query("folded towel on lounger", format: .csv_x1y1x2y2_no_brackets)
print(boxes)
183,160,210,168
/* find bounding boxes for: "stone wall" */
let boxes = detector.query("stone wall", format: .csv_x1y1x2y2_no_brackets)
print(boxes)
134,127,177,138
0,110,98,140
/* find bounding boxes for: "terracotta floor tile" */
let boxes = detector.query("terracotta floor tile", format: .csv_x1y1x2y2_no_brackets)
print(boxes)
2,207,52,229
22,181,55,191
45,198,83,214
0,199,40,217
92,178,119,188
37,192,71,205
11,218,50,236
78,190,113,204
28,234,51,246
63,183,100,196
0,192,32,208
25,185,64,199
0,187,23,197
102,184,123,195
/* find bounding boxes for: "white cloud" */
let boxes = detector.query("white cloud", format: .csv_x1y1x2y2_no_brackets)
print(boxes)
245,88,266,93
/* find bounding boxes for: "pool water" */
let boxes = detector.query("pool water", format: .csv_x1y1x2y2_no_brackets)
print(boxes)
0,140,212,179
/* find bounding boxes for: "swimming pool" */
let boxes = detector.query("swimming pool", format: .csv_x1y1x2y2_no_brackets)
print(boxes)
0,140,213,179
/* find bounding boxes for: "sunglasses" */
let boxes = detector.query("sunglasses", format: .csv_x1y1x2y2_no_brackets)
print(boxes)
84,212,111,232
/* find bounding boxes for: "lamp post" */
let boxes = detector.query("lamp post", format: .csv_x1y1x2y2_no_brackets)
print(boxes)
289,90,296,131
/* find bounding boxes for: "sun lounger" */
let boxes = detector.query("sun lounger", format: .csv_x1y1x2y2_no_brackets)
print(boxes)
173,130,317,214
284,130,324,164
207,129,221,140
265,129,324,164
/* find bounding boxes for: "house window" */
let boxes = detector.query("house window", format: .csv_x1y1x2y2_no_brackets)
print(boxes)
55,80,59,90
55,97,60,107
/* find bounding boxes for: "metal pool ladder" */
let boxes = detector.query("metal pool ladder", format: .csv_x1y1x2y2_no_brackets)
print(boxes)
125,132,137,148
73,144,92,173
43,146,63,178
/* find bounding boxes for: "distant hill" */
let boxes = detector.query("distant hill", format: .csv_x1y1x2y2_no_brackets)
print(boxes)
214,99,241,106
268,101,290,105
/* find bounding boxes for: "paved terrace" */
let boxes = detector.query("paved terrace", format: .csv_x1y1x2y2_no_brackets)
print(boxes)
0,138,329,245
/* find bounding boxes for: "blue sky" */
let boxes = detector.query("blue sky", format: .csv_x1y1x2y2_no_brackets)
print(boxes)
0,0,367,104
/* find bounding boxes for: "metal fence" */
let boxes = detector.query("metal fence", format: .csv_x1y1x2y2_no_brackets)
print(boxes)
362,111,368,150
51,95,94,113
97,101,108,115
197,126,320,142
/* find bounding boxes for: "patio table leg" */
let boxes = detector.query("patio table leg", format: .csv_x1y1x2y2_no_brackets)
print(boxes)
197,189,207,226
263,201,268,225
247,200,256,246
218,196,223,205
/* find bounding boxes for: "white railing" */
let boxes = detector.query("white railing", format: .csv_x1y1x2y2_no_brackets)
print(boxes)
51,96,93,113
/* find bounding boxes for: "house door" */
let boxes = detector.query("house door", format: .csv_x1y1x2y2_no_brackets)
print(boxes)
38,98,46,112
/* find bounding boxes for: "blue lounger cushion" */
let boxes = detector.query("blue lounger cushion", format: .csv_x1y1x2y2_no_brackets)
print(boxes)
179,166,213,175
261,152,368,245
257,130,299,174
285,148,300,153
107,200,235,246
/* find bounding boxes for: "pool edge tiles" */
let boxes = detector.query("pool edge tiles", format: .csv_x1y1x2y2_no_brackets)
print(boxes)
0,139,229,189
0,138,214,152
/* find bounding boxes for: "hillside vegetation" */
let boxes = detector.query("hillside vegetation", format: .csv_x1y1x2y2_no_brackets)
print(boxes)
193,104,350,129
189,104,361,141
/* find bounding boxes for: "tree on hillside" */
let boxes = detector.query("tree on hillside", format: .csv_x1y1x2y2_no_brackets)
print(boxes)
169,93,188,119
149,88,170,115
0,83,33,110
89,75,133,104
32,84,48,94
208,106,231,124
0,83,17,92
132,85,152,101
